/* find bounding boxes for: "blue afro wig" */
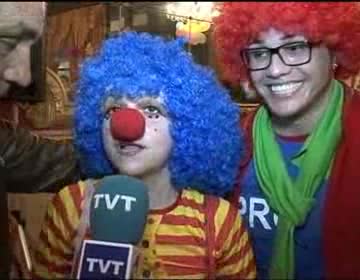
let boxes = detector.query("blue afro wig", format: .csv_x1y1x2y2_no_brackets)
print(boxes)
74,31,243,196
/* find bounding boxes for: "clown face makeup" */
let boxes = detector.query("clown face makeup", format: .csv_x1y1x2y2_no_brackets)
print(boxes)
248,28,334,119
102,96,173,179
75,32,243,195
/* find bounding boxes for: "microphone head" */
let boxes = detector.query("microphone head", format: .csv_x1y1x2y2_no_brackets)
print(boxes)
90,175,149,244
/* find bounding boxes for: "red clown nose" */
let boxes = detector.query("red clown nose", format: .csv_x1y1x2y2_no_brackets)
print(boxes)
110,108,145,141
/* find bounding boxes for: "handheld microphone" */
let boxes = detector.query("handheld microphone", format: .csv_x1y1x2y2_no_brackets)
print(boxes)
76,175,149,279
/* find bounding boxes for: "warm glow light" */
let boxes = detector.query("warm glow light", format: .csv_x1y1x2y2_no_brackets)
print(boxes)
166,2,220,46
166,2,219,24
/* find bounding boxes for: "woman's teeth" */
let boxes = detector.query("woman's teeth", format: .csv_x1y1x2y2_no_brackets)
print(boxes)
270,82,302,95
119,143,143,156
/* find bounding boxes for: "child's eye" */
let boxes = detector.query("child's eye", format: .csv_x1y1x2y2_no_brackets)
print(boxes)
143,105,160,115
104,107,121,119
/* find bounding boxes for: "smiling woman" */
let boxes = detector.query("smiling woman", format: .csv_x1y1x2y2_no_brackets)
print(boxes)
213,2,360,279
248,28,334,122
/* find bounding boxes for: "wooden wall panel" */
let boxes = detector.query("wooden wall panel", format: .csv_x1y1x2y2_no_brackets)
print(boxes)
46,4,107,83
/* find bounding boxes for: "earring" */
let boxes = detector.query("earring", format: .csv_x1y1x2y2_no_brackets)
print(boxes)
333,63,338,71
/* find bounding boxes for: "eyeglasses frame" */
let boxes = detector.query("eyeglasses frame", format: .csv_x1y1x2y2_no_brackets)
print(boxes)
241,41,314,71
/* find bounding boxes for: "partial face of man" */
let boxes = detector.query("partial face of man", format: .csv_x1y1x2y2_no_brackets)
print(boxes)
0,2,45,97
102,96,173,179
245,28,333,118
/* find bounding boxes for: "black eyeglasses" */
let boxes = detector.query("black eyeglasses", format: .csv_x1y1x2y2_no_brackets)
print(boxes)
241,41,313,71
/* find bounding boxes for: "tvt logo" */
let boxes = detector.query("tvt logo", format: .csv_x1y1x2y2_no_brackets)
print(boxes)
86,258,124,276
77,240,133,279
93,193,136,211
239,196,278,230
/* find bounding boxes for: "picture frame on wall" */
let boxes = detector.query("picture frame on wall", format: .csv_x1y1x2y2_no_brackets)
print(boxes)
18,3,108,140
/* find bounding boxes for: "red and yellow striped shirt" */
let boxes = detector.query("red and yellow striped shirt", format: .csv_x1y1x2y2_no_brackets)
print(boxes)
34,181,256,279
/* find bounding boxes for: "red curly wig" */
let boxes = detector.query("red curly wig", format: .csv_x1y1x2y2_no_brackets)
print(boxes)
213,2,360,86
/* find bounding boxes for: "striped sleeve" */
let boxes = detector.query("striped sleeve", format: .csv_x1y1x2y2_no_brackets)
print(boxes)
33,182,85,279
214,199,257,279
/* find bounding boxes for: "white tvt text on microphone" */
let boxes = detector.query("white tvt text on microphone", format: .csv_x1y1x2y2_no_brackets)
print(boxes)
92,193,136,211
